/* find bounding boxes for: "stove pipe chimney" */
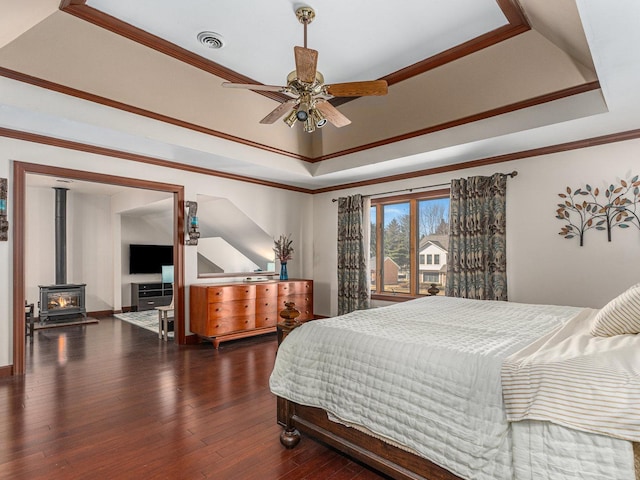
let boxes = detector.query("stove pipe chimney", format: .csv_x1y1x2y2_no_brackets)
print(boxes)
54,187,68,285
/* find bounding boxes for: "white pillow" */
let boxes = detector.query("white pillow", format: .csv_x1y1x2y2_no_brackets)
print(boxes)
591,283,640,336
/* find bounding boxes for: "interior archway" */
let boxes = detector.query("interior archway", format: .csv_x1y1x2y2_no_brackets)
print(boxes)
12,161,185,375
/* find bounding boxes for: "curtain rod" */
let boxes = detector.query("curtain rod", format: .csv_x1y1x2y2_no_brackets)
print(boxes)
331,170,518,202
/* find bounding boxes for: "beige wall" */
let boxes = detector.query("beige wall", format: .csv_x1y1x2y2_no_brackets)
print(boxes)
3,134,640,368
313,138,640,315
0,137,313,368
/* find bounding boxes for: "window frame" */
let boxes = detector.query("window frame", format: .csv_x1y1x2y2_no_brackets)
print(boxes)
370,188,450,301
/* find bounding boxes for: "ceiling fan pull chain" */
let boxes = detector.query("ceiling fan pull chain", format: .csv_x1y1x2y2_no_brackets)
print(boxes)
303,19,308,48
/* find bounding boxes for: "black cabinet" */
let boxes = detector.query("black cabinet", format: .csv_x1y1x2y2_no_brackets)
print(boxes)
131,282,173,311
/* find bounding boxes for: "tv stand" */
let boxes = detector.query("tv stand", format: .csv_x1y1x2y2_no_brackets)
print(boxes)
131,282,173,311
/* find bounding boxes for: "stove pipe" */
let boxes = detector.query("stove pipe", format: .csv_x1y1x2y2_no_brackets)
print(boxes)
54,187,68,285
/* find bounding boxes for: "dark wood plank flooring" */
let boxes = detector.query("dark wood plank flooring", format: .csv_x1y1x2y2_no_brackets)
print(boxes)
0,317,388,480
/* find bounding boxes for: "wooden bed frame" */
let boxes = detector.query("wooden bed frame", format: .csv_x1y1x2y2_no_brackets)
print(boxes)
275,311,462,480
277,397,462,480
274,306,640,480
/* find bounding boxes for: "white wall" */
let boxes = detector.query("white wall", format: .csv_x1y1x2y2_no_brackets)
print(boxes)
111,190,174,310
313,138,640,316
25,187,114,317
4,134,640,369
0,136,313,369
120,214,173,307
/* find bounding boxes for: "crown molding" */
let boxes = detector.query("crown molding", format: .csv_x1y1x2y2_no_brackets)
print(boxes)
58,0,529,106
0,126,314,194
312,127,640,193
0,66,599,165
0,66,310,162
3,125,640,195
315,81,601,162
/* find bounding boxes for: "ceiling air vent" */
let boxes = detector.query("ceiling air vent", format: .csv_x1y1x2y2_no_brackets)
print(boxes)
197,31,225,49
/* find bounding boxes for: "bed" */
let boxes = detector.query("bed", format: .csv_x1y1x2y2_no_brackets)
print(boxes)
270,293,640,480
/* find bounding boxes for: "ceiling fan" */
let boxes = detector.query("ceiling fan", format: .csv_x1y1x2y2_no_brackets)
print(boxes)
222,6,388,133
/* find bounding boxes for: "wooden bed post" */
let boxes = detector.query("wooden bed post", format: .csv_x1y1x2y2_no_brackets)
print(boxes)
279,398,301,448
272,301,466,479
276,302,303,448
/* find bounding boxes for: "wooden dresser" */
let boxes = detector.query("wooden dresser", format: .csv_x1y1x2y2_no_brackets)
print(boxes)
189,279,313,348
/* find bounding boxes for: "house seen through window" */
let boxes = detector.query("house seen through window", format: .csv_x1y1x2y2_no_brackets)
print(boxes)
370,189,450,298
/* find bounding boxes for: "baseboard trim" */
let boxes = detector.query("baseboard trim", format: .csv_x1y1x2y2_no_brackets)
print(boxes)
88,309,114,318
0,365,14,377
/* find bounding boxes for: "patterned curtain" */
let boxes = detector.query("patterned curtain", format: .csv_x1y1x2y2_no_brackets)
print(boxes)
337,194,370,315
445,173,508,301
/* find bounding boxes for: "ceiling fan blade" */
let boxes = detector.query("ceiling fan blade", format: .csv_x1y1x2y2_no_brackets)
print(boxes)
259,100,296,124
222,82,287,92
315,100,351,128
325,80,388,97
294,46,318,84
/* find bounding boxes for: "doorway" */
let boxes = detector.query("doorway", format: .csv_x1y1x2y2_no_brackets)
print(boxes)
12,161,185,375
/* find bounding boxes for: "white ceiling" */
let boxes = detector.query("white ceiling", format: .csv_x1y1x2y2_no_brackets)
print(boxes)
25,173,173,210
86,0,508,86
2,1,640,190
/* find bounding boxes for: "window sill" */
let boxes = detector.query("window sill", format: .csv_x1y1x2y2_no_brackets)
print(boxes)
371,293,418,303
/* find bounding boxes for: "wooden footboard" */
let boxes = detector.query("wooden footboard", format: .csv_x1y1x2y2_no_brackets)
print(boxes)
275,304,462,480
277,397,462,480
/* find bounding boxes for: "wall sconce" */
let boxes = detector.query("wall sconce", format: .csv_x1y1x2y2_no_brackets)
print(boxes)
0,178,7,241
185,200,200,245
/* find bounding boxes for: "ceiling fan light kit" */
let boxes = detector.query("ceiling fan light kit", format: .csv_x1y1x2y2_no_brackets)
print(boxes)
222,5,388,133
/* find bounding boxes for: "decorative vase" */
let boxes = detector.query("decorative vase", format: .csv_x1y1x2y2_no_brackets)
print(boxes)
279,262,288,280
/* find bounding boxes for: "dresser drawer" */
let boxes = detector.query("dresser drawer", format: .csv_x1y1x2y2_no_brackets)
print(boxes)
207,285,256,303
208,299,256,318
205,315,255,336
255,313,278,328
278,281,313,296
256,283,278,299
255,298,278,314
280,293,313,320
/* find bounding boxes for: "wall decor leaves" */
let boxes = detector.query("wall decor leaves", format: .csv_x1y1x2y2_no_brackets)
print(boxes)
556,175,640,246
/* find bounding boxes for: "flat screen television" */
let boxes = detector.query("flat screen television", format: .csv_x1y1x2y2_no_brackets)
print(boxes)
129,244,173,274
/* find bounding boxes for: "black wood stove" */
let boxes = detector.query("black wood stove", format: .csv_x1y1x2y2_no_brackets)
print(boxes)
38,284,87,323
38,187,87,323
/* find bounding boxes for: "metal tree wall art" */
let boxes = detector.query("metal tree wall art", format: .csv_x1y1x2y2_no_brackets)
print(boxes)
556,175,640,246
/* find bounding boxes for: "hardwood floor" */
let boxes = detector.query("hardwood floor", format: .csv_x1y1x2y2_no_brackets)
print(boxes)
0,317,389,480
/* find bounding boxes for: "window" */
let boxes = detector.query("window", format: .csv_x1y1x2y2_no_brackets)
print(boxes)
370,190,450,298
422,272,439,283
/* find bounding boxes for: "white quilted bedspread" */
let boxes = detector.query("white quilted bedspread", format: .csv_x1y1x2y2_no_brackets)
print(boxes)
270,296,637,480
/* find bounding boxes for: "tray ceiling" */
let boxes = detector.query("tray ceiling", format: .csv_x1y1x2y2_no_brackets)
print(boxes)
1,0,639,190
